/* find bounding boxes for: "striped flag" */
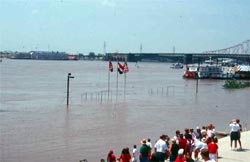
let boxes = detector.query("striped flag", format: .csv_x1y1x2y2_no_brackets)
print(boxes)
117,62,124,74
123,62,129,73
118,62,124,71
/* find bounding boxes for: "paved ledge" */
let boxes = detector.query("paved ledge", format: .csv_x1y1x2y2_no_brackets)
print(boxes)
216,131,250,162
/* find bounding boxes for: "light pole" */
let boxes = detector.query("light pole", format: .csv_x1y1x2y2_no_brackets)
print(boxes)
67,73,74,106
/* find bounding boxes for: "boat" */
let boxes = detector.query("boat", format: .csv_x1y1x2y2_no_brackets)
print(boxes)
221,66,234,79
170,63,183,69
204,57,213,65
183,64,235,79
198,65,224,79
183,65,198,78
233,65,250,79
183,64,250,79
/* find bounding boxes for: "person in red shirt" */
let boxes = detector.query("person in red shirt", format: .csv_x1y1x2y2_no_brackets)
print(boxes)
119,147,131,162
107,150,116,162
207,137,218,161
178,133,187,154
174,149,186,162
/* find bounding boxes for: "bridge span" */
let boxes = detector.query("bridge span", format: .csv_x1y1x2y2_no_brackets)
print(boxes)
105,40,250,64
105,52,250,64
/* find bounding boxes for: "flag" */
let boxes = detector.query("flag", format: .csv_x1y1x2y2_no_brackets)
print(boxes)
117,62,124,74
109,61,113,72
118,67,123,74
123,62,129,73
117,62,125,71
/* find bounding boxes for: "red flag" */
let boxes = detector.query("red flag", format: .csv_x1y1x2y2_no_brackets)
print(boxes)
123,62,129,73
109,61,113,72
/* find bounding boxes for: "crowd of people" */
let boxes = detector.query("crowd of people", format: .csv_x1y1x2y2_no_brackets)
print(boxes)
99,119,243,162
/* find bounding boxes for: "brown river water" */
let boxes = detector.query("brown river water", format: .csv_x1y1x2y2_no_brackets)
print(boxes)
1,59,249,162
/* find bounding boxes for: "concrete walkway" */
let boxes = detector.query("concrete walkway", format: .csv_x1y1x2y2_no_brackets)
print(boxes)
213,131,249,162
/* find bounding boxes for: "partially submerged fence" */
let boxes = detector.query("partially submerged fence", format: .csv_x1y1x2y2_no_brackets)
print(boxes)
81,86,177,104
148,86,176,96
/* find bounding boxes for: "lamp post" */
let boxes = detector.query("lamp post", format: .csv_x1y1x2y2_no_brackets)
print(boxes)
67,73,74,106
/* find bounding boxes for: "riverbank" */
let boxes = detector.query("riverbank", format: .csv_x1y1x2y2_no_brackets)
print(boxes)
215,131,249,162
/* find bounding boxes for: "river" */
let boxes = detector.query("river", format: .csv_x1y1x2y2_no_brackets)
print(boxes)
0,59,249,162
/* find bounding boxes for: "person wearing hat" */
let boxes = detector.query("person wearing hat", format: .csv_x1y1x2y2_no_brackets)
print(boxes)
169,138,179,162
173,149,186,162
139,139,151,162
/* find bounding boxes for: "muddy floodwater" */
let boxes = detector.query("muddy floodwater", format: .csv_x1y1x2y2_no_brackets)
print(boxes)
1,59,249,162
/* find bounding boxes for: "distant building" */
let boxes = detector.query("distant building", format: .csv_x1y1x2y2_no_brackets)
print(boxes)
10,51,78,60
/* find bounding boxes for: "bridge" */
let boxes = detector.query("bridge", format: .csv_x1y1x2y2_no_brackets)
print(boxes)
105,40,250,64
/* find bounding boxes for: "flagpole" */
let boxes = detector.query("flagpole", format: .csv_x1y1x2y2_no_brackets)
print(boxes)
116,57,119,103
124,71,126,99
108,62,110,101
105,42,110,101
124,58,126,99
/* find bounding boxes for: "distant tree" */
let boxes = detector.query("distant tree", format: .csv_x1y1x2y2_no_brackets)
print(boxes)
223,80,250,89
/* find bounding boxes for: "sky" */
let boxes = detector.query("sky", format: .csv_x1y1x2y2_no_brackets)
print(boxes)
0,0,249,54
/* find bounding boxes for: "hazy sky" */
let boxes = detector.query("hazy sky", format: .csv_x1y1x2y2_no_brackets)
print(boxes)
0,0,249,54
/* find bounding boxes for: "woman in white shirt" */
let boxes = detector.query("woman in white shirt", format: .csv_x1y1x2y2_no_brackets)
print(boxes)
229,119,240,150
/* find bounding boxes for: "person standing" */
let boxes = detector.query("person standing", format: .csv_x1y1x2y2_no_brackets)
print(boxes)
201,126,207,138
207,137,218,161
200,148,216,162
107,150,116,162
174,149,186,162
147,138,152,149
140,139,151,162
147,138,152,159
132,145,139,162
185,152,195,162
154,134,169,162
184,128,194,156
119,147,131,162
178,133,187,154
194,127,202,140
236,119,243,150
169,138,179,162
229,119,240,150
173,130,181,144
